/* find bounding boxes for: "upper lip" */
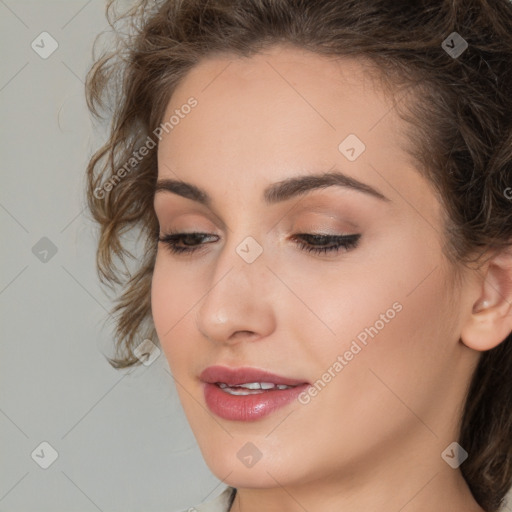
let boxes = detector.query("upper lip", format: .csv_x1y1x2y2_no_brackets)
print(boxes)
200,366,309,387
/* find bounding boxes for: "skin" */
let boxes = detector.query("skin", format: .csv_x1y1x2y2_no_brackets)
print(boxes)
151,45,512,511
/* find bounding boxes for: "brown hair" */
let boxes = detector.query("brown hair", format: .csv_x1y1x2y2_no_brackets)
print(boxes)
85,0,512,509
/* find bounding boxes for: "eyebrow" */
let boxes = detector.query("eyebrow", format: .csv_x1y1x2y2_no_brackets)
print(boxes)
154,170,389,205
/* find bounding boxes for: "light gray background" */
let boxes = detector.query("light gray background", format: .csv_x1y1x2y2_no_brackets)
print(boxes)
0,1,511,511
0,1,222,511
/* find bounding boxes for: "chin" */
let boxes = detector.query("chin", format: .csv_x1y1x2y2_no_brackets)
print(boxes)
198,438,302,488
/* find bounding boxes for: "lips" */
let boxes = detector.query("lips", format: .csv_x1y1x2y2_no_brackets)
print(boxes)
200,366,308,387
199,366,310,421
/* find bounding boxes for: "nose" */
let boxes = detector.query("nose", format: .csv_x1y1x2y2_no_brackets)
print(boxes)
194,238,277,346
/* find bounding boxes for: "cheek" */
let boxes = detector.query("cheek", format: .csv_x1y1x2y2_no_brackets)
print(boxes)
322,243,455,413
150,256,197,372
277,241,457,464
283,226,456,386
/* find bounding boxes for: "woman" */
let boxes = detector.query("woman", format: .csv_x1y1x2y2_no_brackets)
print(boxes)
85,1,512,510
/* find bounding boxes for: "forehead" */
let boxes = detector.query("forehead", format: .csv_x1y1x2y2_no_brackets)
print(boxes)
157,45,413,195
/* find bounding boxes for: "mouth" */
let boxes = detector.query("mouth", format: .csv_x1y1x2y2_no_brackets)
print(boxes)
199,366,310,421
215,381,296,395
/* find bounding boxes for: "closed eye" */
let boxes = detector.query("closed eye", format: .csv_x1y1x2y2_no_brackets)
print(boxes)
157,231,361,256
291,233,360,254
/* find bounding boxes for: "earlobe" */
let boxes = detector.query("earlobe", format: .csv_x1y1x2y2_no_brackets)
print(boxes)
460,249,512,352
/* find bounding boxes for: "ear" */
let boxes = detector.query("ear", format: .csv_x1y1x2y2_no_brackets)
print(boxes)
460,248,512,351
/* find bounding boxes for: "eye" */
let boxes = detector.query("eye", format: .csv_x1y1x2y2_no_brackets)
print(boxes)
158,232,219,254
157,231,361,257
291,233,361,255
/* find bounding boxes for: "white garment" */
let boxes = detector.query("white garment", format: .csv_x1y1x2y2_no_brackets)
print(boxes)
183,487,236,512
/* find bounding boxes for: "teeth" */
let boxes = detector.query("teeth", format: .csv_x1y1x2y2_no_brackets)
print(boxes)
222,387,262,396
216,382,293,394
239,382,267,390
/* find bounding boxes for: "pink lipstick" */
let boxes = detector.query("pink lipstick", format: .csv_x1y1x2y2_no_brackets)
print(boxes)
200,366,309,421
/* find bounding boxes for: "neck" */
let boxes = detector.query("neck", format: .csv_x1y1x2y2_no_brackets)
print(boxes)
228,442,485,512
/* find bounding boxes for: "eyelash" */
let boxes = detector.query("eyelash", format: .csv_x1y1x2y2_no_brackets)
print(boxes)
157,232,361,256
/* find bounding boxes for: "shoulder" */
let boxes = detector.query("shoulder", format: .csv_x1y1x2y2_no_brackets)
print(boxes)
179,487,237,512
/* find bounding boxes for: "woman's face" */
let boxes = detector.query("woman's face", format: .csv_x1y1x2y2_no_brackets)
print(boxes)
151,46,479,494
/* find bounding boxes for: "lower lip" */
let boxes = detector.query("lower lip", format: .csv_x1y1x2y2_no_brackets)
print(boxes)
203,382,309,421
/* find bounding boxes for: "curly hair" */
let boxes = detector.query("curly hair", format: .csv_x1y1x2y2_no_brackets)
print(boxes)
84,0,512,509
